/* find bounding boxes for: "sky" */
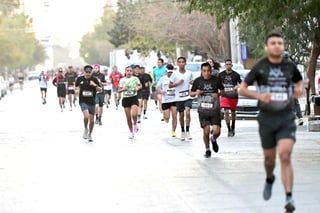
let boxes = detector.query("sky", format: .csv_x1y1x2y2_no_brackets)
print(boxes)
24,0,114,57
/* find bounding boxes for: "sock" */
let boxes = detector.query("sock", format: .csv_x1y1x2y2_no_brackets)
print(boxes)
231,120,235,130
133,120,137,125
226,123,231,131
181,127,185,132
206,147,210,151
96,114,98,119
155,100,157,105
129,128,133,133
143,109,146,115
286,192,292,199
266,175,275,184
186,126,190,132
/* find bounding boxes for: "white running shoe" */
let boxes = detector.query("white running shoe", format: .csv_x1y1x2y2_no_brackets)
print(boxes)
83,128,88,139
88,134,93,142
186,131,192,140
129,132,134,139
181,132,186,141
134,124,139,133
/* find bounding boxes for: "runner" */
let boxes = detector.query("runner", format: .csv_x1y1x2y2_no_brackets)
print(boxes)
65,65,78,110
92,64,106,125
8,74,15,94
139,66,152,119
133,65,143,123
52,68,67,112
118,66,142,139
75,65,102,142
190,62,224,158
157,64,177,137
152,58,167,116
17,72,24,91
206,57,220,77
39,71,48,104
239,32,303,212
169,57,194,141
109,66,123,110
103,67,112,108
218,59,242,137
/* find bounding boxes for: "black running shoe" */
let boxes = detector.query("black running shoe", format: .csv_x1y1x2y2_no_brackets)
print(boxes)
263,175,275,200
211,136,219,153
285,197,295,212
204,150,211,158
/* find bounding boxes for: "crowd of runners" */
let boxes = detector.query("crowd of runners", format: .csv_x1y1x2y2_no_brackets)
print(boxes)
34,33,304,212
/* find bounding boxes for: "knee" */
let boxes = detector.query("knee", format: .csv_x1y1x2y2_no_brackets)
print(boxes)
264,155,275,167
279,151,291,165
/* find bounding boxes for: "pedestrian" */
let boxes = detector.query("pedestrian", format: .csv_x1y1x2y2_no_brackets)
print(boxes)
75,65,102,142
65,65,78,110
103,67,112,108
17,72,24,91
169,57,194,141
39,71,48,104
239,32,304,212
8,74,15,94
118,66,142,139
109,66,123,110
218,59,242,137
133,65,143,123
152,58,167,116
92,64,106,125
52,68,67,112
157,64,178,137
190,62,224,158
139,66,152,119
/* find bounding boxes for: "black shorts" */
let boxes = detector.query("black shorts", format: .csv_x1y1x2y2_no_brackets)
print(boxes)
104,90,111,96
140,89,150,100
257,110,296,149
67,89,75,94
176,99,193,112
162,102,176,111
57,88,66,98
40,88,47,92
122,96,138,108
137,90,143,99
198,111,221,128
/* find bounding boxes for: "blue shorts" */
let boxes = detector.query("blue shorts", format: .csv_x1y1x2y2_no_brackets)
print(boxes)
80,102,95,115
176,99,193,112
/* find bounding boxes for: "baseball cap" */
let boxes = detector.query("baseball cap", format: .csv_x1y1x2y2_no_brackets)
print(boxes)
58,68,63,72
166,64,174,72
84,65,93,72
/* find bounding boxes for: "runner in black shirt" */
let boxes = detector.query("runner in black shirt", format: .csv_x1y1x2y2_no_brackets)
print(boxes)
139,66,152,119
75,65,102,142
239,33,303,212
190,62,224,158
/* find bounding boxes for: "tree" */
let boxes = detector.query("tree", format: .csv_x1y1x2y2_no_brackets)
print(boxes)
80,2,116,65
179,0,320,93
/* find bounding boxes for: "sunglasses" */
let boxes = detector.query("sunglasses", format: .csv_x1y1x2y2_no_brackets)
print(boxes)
225,64,232,66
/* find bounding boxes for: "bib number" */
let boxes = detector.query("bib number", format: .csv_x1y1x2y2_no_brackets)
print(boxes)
82,90,93,97
179,90,189,98
271,92,288,101
68,86,74,90
167,89,175,96
200,103,213,109
126,90,135,97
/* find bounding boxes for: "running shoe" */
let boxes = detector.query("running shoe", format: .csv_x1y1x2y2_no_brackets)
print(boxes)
171,131,176,137
285,197,295,212
161,118,165,122
180,132,186,141
88,133,93,142
297,118,303,126
204,150,211,158
137,117,141,124
99,119,102,126
263,175,275,200
83,128,88,139
211,136,219,153
95,118,99,125
231,128,235,136
186,132,192,140
134,124,139,133
227,130,233,137
129,132,134,139
143,115,148,119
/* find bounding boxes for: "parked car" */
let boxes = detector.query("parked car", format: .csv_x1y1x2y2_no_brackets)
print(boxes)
28,71,40,80
0,75,8,98
185,61,203,80
236,69,259,116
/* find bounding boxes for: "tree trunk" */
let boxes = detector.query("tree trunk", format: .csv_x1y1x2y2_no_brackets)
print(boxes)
307,41,320,95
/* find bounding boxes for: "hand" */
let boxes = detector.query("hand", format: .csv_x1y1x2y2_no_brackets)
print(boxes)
89,80,97,87
258,93,272,103
196,89,203,96
212,93,219,99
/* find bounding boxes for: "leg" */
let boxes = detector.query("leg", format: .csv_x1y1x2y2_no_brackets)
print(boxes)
131,105,138,122
88,113,95,134
124,107,133,129
263,148,276,180
231,110,236,136
170,106,177,133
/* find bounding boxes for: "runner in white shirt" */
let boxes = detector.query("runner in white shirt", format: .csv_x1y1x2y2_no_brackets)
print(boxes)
169,57,194,141
157,64,177,137
103,68,112,108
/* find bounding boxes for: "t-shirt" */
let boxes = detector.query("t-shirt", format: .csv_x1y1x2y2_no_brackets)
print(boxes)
92,71,106,94
219,70,242,99
104,75,112,90
140,73,152,91
153,66,166,85
75,76,100,105
39,74,47,88
245,57,302,112
110,72,123,88
119,76,141,98
53,76,67,92
170,70,193,102
157,75,176,103
191,76,224,115
65,71,78,85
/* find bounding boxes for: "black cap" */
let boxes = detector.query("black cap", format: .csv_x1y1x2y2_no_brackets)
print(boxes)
84,65,93,72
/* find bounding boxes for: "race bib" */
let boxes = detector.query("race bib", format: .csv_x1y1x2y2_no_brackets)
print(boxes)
200,103,213,109
126,90,135,97
167,89,175,96
224,87,234,92
271,92,288,101
82,90,93,97
179,90,189,98
68,86,74,90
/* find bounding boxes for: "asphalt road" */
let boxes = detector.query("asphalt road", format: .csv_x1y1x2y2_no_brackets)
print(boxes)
0,80,319,213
